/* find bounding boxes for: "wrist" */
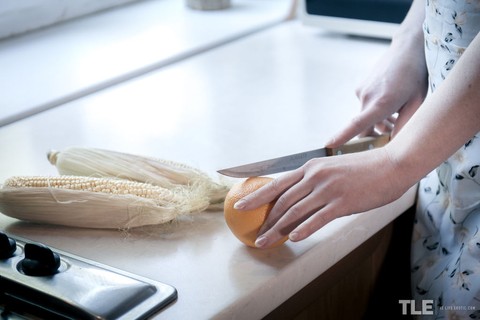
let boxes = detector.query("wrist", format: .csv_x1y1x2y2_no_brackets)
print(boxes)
392,0,425,45
389,28,427,73
383,142,424,193
391,26,424,55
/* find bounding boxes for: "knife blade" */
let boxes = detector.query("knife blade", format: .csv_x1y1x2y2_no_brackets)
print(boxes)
217,134,390,178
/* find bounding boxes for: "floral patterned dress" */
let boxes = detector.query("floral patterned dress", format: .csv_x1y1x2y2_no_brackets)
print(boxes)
411,0,480,318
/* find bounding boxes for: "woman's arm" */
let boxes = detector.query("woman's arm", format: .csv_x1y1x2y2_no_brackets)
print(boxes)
235,32,480,249
386,31,480,185
327,0,428,146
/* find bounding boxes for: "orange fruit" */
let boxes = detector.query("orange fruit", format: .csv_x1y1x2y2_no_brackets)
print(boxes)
224,177,287,248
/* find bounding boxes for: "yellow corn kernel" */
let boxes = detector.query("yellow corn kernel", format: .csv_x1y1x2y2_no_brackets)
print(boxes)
4,175,172,200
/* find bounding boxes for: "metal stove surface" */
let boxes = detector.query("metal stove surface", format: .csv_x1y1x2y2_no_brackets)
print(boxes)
0,232,177,320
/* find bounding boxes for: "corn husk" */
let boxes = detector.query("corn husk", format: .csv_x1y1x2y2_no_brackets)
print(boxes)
47,147,230,205
0,176,210,229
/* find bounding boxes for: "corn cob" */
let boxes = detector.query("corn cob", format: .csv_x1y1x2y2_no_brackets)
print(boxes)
0,176,210,229
47,147,230,205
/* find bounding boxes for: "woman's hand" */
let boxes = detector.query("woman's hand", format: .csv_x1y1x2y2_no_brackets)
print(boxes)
327,39,428,147
234,147,410,248
327,4,429,147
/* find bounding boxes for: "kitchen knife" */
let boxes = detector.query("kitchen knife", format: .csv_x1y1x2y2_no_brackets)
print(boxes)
217,134,390,178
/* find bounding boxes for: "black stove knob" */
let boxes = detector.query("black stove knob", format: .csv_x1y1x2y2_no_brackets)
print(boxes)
20,243,60,276
0,232,16,259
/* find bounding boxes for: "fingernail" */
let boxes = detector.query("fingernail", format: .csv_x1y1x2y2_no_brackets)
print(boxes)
234,200,246,210
289,232,299,241
255,236,267,248
325,137,335,147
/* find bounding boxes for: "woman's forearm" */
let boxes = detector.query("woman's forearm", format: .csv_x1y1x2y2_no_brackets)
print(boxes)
389,0,426,66
393,0,425,42
387,32,480,187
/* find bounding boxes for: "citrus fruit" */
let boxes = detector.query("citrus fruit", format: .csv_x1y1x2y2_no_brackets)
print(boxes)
224,176,287,248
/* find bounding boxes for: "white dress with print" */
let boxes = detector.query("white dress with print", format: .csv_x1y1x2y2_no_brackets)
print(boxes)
411,0,480,318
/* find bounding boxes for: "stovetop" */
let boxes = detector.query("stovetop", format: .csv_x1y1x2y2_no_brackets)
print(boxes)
0,231,177,320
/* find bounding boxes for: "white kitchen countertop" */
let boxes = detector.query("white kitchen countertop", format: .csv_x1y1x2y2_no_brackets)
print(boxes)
0,0,291,126
0,19,416,319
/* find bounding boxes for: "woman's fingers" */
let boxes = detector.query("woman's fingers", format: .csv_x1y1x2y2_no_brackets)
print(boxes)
289,202,342,241
257,177,312,235
256,189,328,246
233,169,303,211
255,161,334,247
374,117,395,135
326,102,396,147
255,178,315,236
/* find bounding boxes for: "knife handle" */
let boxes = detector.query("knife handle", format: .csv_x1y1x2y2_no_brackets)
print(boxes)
326,134,390,156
